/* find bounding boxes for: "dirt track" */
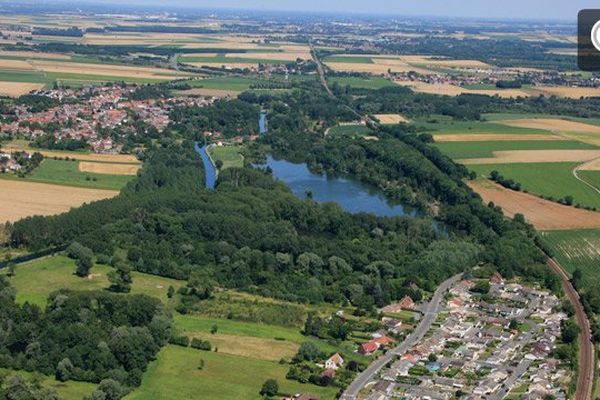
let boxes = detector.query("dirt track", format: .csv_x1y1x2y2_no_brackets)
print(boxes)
546,258,594,400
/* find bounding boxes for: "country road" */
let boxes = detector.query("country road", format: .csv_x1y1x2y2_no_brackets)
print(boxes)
573,157,600,196
309,40,333,97
546,257,594,400
340,273,463,400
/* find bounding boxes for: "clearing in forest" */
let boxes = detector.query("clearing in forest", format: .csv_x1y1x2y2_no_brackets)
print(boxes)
371,113,408,124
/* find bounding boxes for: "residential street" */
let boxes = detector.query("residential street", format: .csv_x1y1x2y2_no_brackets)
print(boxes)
340,273,463,400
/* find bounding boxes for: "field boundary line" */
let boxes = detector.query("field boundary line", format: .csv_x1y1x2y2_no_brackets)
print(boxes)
573,157,600,196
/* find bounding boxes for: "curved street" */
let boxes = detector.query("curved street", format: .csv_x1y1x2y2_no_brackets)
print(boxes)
340,273,463,400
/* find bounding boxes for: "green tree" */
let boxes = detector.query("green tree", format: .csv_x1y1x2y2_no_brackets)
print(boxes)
210,324,218,334
108,262,133,293
55,358,73,382
259,379,279,397
167,285,175,298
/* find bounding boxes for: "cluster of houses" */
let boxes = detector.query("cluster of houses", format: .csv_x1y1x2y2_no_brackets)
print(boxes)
391,66,599,90
363,273,571,400
0,84,214,154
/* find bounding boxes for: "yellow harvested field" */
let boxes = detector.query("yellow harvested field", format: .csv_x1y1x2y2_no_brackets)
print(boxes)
433,134,564,142
497,118,600,134
395,81,530,98
577,157,600,171
1,142,140,163
0,180,118,223
391,55,491,69
0,59,34,70
0,82,44,97
326,61,431,75
183,332,298,362
531,86,600,98
0,50,70,60
78,162,140,176
174,88,240,98
371,114,408,124
28,60,185,80
468,180,600,230
458,149,600,165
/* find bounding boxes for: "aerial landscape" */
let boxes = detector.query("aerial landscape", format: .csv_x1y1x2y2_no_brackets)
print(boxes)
0,0,600,399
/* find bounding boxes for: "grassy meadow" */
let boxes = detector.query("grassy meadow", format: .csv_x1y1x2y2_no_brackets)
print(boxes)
0,368,96,400
0,159,134,190
2,255,183,306
209,145,244,169
327,76,394,90
126,345,338,400
327,124,373,137
434,140,597,159
469,162,600,209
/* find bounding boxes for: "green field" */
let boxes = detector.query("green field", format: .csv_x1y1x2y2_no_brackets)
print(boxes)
435,140,597,159
3,255,184,306
328,76,394,90
469,162,600,209
540,229,600,290
188,77,273,91
180,55,291,64
327,124,373,137
0,69,173,88
126,345,338,400
209,145,244,169
412,118,550,135
0,368,96,400
483,113,600,127
0,159,133,190
324,56,374,64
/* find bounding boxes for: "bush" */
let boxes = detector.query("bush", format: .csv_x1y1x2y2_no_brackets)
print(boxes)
190,338,211,351
168,335,190,347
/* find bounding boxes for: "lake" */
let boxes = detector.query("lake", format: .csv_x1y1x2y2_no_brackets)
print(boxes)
265,155,415,217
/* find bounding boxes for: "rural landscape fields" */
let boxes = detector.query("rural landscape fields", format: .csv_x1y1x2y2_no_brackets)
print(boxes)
1,4,600,400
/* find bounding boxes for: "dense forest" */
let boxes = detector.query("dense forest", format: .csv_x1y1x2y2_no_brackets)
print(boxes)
9,82,560,308
0,277,169,397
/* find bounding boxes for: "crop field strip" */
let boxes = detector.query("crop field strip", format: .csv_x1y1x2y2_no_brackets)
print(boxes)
469,162,600,210
467,180,600,230
0,179,118,223
435,140,598,160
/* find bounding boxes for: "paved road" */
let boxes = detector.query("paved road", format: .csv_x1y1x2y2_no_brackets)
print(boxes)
340,273,463,400
309,40,333,97
546,257,594,400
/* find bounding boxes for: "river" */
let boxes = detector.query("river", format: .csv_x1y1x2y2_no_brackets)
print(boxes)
194,142,217,190
265,155,415,217
259,111,267,135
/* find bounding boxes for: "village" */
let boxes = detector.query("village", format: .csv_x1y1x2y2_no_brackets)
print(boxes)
354,273,572,400
0,84,213,155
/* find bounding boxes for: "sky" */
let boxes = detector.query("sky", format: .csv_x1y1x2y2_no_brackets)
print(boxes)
69,0,600,21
